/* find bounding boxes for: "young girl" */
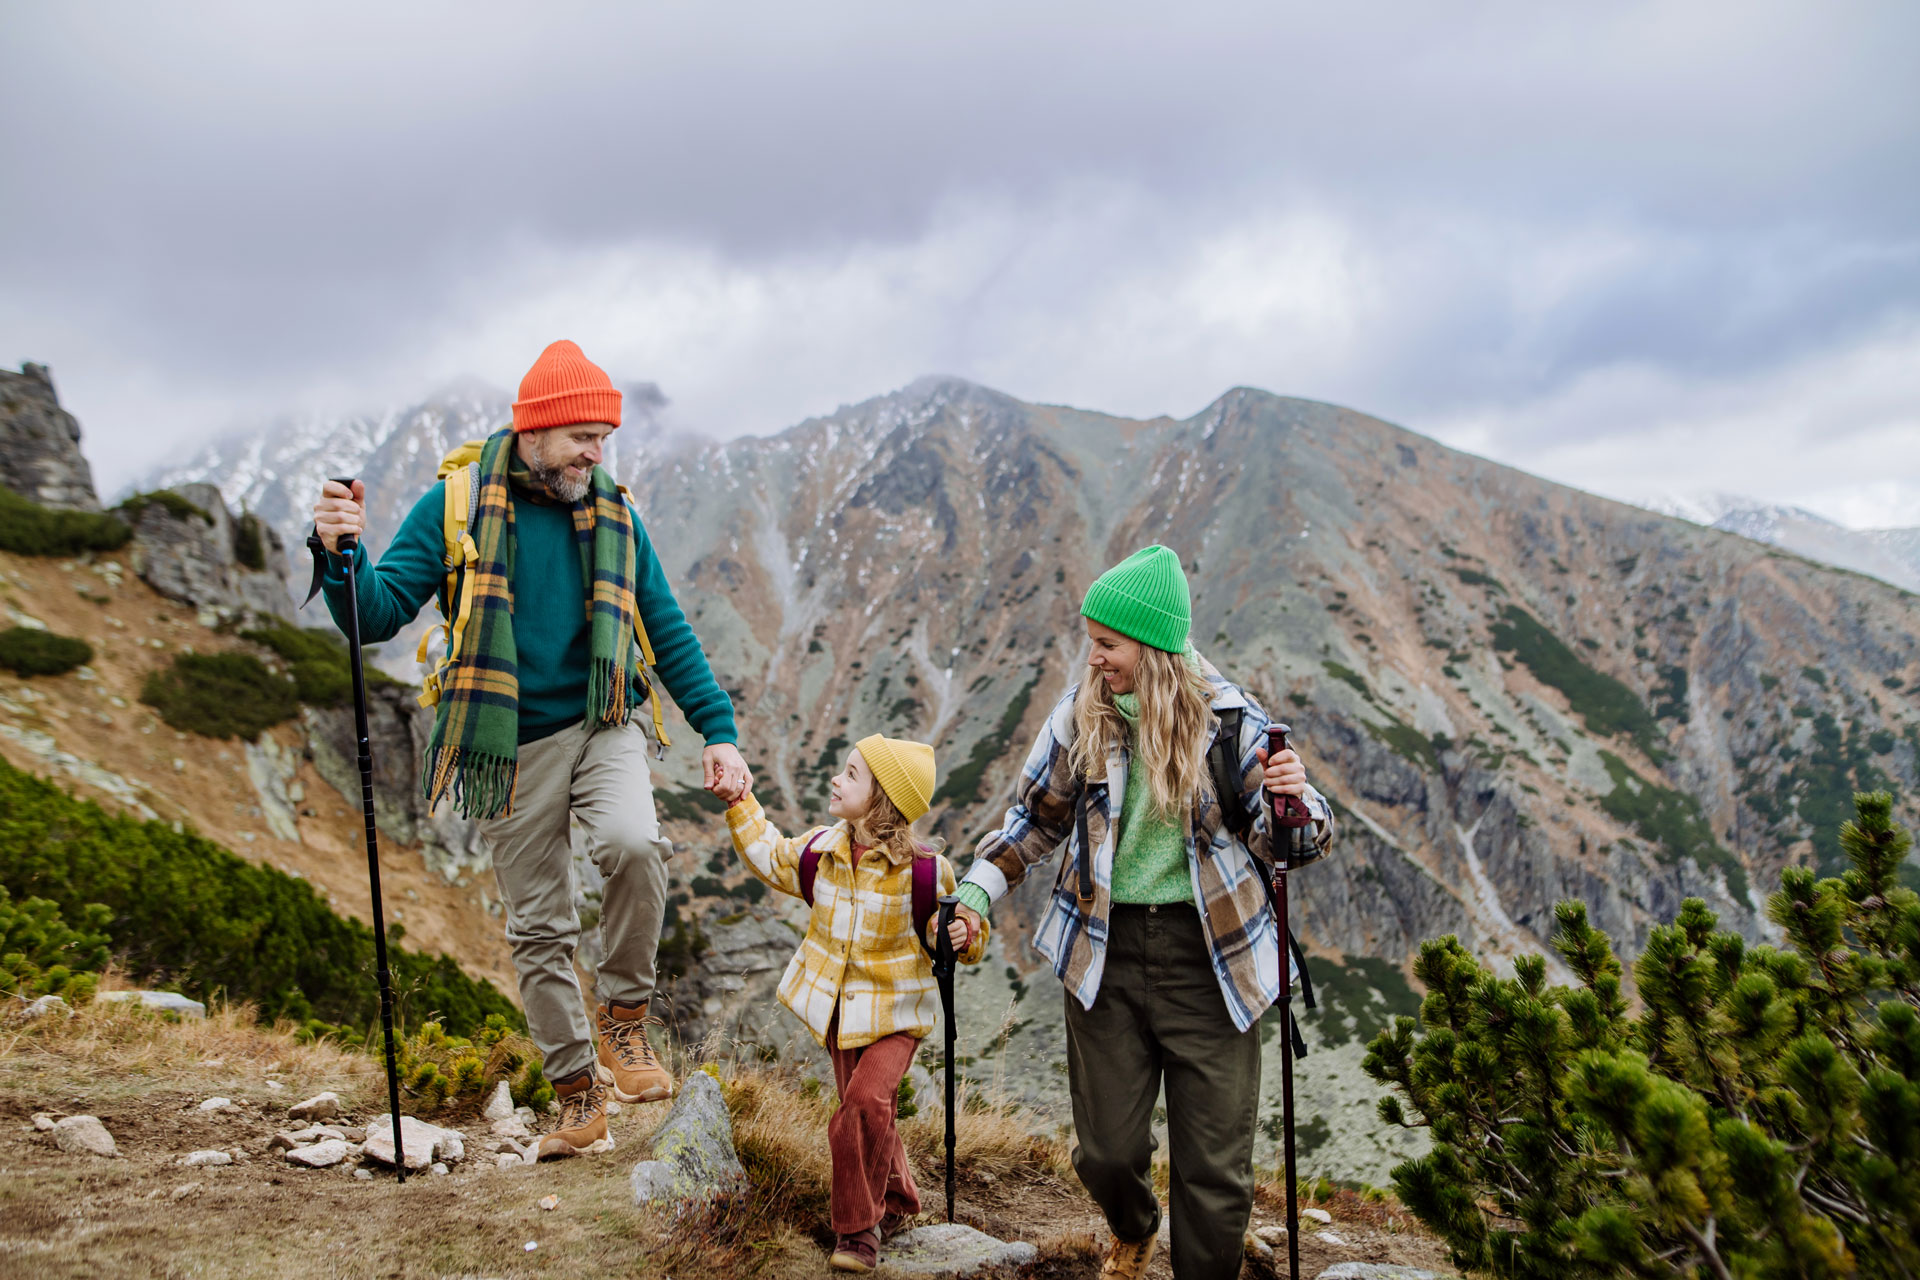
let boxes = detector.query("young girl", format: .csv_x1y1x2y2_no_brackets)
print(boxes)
725,733,988,1273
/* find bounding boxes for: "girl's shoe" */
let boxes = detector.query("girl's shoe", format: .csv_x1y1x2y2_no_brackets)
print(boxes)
878,1211,915,1240
830,1228,881,1272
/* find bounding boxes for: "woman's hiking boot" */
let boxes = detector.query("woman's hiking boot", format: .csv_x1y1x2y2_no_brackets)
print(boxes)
595,1001,675,1103
1099,1234,1157,1280
829,1228,881,1272
535,1070,614,1160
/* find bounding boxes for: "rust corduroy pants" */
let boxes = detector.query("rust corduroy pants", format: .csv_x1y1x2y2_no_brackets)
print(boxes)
827,1012,923,1234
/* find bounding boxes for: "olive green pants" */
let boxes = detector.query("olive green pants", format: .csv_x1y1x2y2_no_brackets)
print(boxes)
1066,902,1262,1280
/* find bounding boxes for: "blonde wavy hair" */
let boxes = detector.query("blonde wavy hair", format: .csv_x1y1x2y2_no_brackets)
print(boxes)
1069,642,1216,816
851,785,944,863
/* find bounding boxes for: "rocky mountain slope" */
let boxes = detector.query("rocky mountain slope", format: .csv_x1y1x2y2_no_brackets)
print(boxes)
101,373,1920,1182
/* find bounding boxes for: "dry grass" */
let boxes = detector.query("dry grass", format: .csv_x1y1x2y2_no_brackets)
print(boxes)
0,977,375,1104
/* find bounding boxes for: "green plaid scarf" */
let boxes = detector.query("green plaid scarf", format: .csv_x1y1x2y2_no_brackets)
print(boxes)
423,429,643,820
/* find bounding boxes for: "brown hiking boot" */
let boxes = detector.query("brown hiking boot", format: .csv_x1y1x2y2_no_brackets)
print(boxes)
829,1228,881,1272
1099,1234,1157,1280
535,1071,614,1161
595,1002,674,1103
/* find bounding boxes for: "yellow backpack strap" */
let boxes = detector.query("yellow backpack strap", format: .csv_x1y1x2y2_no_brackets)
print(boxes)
417,460,482,708
617,481,672,755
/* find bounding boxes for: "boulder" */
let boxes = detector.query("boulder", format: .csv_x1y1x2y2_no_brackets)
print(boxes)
361,1114,465,1170
285,1139,351,1168
95,990,206,1018
490,1116,530,1139
180,1149,232,1167
51,1115,117,1158
197,1097,233,1112
629,1071,746,1212
0,364,99,510
123,481,292,625
12,994,73,1023
1301,1208,1333,1225
482,1081,515,1121
1316,1267,1443,1280
31,1113,56,1131
288,1091,343,1122
880,1224,1039,1277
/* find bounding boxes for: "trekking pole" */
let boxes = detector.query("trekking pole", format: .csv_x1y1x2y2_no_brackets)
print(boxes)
330,477,408,1183
1267,725,1314,1280
933,894,960,1222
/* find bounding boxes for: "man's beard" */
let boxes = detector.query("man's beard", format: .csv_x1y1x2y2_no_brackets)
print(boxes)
529,449,590,503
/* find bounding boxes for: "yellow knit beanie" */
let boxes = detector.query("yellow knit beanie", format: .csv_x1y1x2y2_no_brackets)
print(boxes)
854,734,937,824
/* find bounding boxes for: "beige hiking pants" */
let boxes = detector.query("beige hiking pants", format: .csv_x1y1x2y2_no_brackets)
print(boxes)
478,718,671,1083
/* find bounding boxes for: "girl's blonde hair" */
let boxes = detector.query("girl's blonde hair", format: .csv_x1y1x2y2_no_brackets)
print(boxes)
1069,641,1216,816
851,784,945,862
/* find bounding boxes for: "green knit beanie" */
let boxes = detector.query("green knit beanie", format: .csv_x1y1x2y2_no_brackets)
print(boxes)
1080,545,1192,652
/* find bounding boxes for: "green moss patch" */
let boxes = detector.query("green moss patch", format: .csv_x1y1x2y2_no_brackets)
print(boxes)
0,488,130,556
140,651,300,739
1492,606,1664,759
0,627,92,677
1598,751,1747,900
933,669,1042,808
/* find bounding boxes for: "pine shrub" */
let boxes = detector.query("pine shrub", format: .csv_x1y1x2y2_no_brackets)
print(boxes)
115,490,212,525
140,650,300,738
1365,790,1920,1280
239,619,399,707
0,883,109,1003
0,488,130,555
0,757,520,1035
387,1015,552,1115
232,510,267,571
0,627,93,677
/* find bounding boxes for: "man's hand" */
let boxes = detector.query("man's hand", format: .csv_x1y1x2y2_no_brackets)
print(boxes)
312,479,366,554
1254,744,1307,797
703,743,752,804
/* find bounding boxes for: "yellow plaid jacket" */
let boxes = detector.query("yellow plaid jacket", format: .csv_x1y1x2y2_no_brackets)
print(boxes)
726,795,989,1049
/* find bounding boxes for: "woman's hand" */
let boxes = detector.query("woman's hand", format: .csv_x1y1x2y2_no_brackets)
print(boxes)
1255,744,1307,797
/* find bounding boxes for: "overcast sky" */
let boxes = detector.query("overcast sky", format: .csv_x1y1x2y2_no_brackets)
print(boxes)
3,2,1916,525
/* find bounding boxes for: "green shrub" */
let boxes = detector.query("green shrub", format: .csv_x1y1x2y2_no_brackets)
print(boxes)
0,883,109,1003
0,627,92,677
0,488,130,556
239,620,398,707
0,757,520,1034
115,489,211,525
232,511,267,571
140,650,299,738
1598,751,1748,899
1366,791,1920,1280
389,1015,552,1115
932,670,1041,808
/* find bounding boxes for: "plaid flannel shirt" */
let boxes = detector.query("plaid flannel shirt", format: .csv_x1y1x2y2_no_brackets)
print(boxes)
727,795,989,1050
959,656,1335,1032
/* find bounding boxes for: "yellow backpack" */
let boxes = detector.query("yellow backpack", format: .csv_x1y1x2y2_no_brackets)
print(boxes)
415,440,671,753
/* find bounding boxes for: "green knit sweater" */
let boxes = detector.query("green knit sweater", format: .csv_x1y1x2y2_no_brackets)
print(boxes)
954,692,1191,922
1106,693,1194,904
321,479,738,747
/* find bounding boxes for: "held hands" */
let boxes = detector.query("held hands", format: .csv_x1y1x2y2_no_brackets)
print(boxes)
936,908,980,954
1255,744,1307,797
312,479,366,554
703,743,752,805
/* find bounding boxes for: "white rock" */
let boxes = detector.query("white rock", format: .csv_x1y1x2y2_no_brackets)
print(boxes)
1316,1266,1441,1280
482,1081,515,1122
52,1115,117,1158
361,1114,465,1170
170,1182,202,1200
15,994,73,1022
880,1224,1039,1276
180,1149,232,1167
95,990,206,1018
353,1168,373,1180
1316,1232,1353,1248
288,1091,342,1122
430,1162,449,1176
31,1113,57,1132
490,1117,530,1139
1257,1225,1290,1247
514,1106,538,1128
1301,1208,1333,1225
197,1097,232,1112
265,1080,285,1092
285,1139,350,1168
495,1153,523,1170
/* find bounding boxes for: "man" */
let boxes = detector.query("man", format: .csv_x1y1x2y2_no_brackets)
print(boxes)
311,339,750,1162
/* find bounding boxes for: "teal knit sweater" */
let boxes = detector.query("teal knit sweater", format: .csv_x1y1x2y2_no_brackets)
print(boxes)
321,479,738,747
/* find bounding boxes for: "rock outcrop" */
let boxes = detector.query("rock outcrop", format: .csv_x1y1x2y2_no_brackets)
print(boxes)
0,363,98,510
122,482,293,625
628,1070,747,1212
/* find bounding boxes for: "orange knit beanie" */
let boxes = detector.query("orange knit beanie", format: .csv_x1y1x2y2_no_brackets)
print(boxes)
511,340,623,432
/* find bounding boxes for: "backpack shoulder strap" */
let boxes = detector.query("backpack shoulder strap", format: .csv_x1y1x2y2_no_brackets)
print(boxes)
1208,706,1252,843
911,855,939,958
615,481,673,755
798,829,827,907
416,460,482,709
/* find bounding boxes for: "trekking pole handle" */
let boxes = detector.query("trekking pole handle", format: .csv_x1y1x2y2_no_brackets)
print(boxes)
329,476,360,555
1266,725,1314,828
934,894,959,974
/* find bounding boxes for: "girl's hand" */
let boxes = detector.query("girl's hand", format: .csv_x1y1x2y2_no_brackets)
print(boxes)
1254,745,1307,797
703,744,752,803
945,914,976,953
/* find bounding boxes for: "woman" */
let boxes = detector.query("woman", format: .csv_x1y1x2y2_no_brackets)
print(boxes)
952,545,1334,1280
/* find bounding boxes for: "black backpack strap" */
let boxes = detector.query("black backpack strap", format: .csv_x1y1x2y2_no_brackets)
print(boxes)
1207,707,1252,844
1074,782,1104,911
